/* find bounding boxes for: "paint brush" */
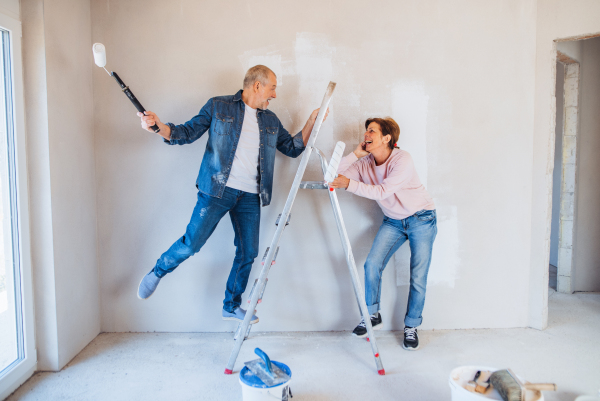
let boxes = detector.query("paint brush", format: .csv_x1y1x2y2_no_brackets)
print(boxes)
475,370,493,394
490,369,556,401
465,370,481,392
463,370,493,394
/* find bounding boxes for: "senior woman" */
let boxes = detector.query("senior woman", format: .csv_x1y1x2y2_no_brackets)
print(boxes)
329,117,436,351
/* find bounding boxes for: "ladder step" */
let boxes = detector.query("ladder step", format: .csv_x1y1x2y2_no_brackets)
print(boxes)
234,319,253,341
300,181,328,190
261,247,280,266
247,278,268,305
275,213,291,226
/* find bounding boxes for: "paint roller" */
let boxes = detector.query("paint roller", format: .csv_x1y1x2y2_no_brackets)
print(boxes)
325,141,346,191
92,43,160,133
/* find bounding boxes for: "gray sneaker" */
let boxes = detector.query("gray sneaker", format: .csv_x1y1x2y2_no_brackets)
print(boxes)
137,270,161,300
222,307,259,324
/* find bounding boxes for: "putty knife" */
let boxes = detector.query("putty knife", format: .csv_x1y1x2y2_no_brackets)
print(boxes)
244,348,290,387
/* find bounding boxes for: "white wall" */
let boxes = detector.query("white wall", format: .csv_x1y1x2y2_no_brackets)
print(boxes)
15,0,599,350
8,0,600,378
22,0,100,370
573,37,600,292
91,0,537,332
0,0,18,20
531,0,600,328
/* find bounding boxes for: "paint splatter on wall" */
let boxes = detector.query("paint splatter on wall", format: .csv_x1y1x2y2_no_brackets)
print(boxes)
395,205,460,288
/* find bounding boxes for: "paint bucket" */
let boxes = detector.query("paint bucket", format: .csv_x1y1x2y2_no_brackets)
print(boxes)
239,360,292,401
449,366,544,401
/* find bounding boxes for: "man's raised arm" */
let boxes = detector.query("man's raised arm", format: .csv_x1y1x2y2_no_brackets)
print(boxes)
138,98,214,145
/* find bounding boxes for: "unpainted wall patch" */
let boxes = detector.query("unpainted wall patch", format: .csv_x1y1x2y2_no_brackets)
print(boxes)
395,204,459,288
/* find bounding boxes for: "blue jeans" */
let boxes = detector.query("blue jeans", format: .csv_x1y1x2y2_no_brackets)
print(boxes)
364,210,437,327
153,187,260,313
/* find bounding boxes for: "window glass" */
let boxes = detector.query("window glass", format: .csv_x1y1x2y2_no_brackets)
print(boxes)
0,28,23,375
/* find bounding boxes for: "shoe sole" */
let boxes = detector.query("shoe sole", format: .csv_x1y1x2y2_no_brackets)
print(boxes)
222,316,259,324
137,274,157,300
402,342,420,351
352,322,383,338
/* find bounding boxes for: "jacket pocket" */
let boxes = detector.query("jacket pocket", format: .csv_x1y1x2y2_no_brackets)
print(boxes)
266,127,278,147
215,113,234,135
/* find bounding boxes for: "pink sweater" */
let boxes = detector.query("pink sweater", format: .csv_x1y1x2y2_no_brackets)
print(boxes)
337,149,435,220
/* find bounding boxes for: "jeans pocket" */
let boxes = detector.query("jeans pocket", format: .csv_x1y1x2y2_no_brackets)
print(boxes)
414,209,436,221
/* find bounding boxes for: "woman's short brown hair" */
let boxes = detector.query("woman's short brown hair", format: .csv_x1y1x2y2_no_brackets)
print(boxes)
365,117,400,150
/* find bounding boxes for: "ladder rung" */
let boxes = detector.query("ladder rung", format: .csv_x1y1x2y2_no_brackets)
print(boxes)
247,278,268,305
261,247,280,265
275,213,291,226
234,319,253,340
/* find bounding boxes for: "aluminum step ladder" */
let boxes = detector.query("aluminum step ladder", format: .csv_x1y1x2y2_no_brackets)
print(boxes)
224,82,385,376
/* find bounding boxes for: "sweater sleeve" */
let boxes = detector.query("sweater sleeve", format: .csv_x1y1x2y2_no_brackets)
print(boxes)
347,152,415,200
337,152,361,182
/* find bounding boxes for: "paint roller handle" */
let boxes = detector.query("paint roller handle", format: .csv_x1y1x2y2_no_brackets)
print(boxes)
524,383,557,391
111,72,160,133
254,348,273,376
128,100,160,134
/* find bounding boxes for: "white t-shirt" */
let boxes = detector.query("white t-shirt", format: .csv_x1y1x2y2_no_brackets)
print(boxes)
226,103,260,193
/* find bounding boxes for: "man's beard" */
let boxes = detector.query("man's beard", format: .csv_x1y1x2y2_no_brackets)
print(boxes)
260,98,272,110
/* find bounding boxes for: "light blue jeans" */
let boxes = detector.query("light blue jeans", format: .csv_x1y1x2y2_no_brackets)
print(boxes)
364,209,437,327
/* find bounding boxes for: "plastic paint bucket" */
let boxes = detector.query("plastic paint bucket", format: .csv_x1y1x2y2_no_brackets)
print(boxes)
239,360,292,401
449,366,544,401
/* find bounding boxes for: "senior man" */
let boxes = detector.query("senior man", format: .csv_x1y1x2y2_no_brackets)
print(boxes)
136,65,326,324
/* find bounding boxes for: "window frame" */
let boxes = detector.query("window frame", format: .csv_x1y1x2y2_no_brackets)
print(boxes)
0,11,36,400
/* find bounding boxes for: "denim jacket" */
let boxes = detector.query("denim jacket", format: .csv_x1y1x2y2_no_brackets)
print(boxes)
165,90,305,206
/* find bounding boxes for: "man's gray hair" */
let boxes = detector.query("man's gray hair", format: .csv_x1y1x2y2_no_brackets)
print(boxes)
243,65,276,89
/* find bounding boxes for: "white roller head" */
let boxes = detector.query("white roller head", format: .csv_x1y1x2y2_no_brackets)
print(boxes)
92,43,106,67
325,141,346,182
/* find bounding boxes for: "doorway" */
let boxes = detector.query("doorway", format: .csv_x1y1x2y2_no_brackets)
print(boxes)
549,37,600,295
549,49,579,294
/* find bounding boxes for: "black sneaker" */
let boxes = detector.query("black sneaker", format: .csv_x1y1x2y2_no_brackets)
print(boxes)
352,313,383,338
402,326,419,350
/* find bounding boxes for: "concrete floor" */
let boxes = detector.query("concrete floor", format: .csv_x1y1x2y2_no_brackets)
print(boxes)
6,290,600,401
